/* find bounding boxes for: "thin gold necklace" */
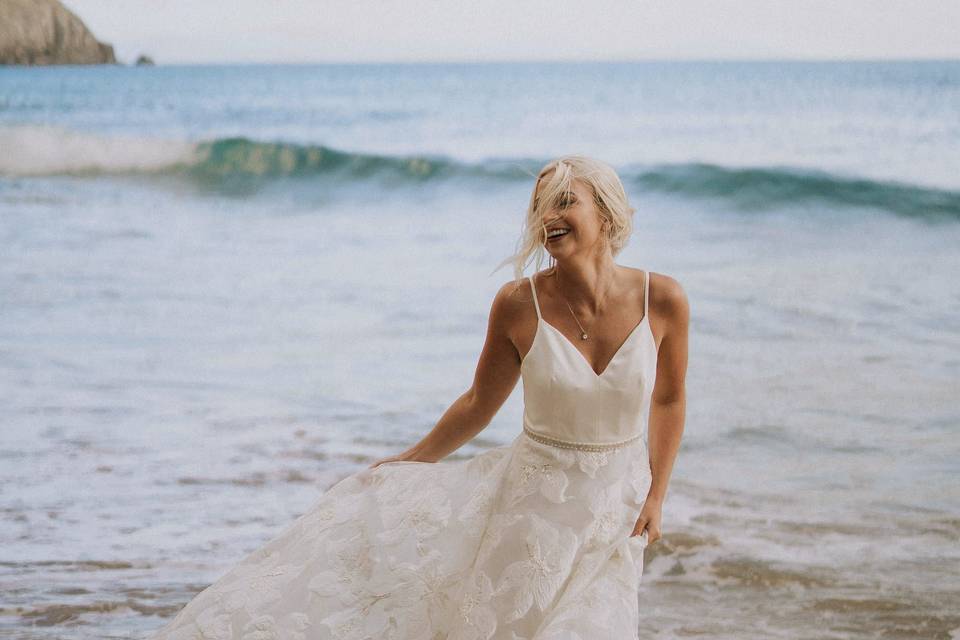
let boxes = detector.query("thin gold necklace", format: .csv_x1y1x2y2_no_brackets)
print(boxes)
553,267,613,341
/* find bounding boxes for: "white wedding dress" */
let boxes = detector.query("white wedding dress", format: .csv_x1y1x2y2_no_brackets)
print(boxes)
148,270,657,640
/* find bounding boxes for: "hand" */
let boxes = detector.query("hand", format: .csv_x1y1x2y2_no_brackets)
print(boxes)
367,451,432,470
630,496,663,545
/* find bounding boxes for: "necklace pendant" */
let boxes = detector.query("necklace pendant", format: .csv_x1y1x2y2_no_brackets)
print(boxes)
580,332,589,340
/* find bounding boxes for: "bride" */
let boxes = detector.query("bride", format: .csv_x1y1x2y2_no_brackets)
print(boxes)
148,155,689,640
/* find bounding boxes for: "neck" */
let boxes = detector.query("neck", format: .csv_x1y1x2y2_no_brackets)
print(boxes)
552,256,618,314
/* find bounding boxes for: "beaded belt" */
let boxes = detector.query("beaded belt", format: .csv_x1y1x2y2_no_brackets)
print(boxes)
522,425,641,452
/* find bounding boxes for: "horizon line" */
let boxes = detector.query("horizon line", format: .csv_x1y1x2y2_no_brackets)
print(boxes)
90,55,960,66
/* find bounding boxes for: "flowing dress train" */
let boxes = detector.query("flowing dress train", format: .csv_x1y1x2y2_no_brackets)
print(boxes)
148,269,658,640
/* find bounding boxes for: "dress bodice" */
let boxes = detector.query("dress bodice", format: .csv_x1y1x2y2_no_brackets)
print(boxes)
520,270,658,449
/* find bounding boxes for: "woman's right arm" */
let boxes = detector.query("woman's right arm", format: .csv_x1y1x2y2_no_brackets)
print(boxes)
369,281,524,467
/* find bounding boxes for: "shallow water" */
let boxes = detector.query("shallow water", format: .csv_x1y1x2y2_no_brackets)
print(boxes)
1,61,959,639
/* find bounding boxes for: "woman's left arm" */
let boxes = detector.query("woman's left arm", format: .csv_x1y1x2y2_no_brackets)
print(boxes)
631,273,689,544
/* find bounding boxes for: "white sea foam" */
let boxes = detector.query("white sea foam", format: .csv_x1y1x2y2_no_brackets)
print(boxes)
0,125,198,176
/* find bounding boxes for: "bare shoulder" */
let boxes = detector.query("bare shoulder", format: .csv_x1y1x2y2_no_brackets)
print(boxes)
482,276,539,363
493,275,531,307
488,276,534,327
647,270,690,329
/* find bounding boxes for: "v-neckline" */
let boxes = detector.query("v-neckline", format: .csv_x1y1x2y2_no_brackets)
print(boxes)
539,314,649,378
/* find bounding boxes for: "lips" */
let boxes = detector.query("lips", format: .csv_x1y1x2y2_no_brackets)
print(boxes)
546,228,570,241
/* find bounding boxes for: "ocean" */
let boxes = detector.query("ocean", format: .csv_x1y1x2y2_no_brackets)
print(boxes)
1,61,958,639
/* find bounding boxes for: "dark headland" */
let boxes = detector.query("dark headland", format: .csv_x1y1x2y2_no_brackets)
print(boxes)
0,0,116,65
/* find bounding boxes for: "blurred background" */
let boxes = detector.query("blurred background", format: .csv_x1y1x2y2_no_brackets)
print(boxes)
1,1,958,638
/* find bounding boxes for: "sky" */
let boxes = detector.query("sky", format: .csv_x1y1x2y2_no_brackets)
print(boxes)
64,0,960,65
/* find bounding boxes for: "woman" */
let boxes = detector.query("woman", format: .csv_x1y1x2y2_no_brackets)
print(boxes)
148,155,689,640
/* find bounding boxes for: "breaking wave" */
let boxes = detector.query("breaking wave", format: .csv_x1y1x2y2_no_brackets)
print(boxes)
3,125,958,220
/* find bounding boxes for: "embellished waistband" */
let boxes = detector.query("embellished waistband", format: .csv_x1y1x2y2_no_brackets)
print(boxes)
521,425,641,452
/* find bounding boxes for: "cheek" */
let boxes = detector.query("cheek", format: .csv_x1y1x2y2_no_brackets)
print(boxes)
573,214,603,237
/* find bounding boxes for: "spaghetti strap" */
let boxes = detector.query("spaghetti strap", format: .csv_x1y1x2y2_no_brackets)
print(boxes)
644,270,650,319
528,275,542,320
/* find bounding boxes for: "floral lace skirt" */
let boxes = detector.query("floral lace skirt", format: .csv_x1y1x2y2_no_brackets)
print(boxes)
147,430,653,640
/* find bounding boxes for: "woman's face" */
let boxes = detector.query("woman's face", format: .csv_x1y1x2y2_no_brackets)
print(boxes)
536,174,607,259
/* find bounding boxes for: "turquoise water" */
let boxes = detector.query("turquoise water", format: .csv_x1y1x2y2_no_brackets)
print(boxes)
1,61,959,638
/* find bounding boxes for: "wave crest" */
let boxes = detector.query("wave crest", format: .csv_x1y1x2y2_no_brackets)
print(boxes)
2,126,958,220
0,125,197,175
633,163,960,220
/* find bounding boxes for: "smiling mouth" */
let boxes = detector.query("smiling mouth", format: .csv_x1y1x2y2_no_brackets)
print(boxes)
546,228,570,241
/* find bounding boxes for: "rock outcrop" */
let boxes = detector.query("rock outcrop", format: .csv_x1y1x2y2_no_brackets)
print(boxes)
135,54,154,66
0,0,116,65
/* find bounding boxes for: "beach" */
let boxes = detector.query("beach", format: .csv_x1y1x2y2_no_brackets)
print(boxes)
1,61,958,639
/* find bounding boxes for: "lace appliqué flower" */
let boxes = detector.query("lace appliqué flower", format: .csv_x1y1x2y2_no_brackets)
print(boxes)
504,442,573,507
584,483,631,547
214,549,300,614
450,570,498,640
240,612,311,640
493,513,578,624
376,474,453,556
387,557,466,638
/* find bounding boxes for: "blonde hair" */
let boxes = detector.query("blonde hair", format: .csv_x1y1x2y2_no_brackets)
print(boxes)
491,155,635,288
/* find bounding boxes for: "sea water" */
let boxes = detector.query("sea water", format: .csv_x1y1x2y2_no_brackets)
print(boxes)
1,61,958,639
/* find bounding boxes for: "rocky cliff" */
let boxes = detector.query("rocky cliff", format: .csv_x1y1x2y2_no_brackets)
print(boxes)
0,0,116,65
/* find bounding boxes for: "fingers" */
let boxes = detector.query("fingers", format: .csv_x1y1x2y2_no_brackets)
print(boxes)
368,456,400,469
631,519,662,544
